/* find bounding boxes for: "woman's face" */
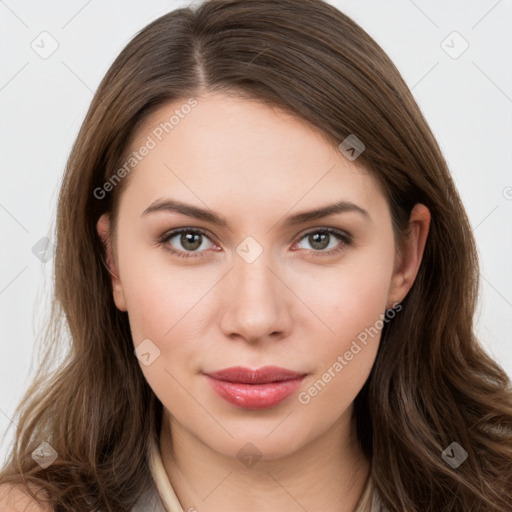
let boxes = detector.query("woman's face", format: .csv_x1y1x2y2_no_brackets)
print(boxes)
98,93,426,460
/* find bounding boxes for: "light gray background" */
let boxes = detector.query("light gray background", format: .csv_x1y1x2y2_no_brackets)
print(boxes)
1,0,511,464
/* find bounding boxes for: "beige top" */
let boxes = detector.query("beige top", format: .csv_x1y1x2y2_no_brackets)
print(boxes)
133,433,386,511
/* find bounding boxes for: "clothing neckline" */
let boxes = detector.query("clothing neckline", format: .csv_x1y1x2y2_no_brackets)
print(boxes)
147,430,184,511
145,431,383,512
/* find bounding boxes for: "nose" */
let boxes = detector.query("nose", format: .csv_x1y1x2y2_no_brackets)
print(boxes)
219,253,293,344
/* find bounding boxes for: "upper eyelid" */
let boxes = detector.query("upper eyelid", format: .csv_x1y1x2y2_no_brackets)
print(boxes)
294,226,350,241
162,227,216,244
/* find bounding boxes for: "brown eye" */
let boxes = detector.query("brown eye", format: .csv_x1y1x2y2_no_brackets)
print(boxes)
159,228,215,257
307,232,331,250
296,228,350,253
179,232,203,251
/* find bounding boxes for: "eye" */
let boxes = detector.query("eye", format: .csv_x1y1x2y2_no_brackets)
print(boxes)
158,228,216,258
158,226,353,259
294,228,352,256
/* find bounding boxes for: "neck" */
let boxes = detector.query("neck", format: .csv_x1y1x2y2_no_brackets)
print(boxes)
158,407,370,512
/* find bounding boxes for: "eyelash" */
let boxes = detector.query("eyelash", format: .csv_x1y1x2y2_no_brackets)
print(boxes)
157,227,353,259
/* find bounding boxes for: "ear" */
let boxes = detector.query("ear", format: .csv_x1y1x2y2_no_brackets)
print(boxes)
387,203,431,308
96,213,127,312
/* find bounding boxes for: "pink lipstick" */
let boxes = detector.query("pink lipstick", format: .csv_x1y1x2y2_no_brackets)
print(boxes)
204,366,306,409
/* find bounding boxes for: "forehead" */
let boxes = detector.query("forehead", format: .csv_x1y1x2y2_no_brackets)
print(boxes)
119,93,385,221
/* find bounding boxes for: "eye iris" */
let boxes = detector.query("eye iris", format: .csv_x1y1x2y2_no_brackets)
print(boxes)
309,232,330,250
181,232,202,251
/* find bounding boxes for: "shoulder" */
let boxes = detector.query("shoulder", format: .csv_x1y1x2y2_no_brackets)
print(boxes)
0,483,53,512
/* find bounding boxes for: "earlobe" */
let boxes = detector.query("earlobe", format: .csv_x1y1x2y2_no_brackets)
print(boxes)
387,203,431,308
96,213,127,312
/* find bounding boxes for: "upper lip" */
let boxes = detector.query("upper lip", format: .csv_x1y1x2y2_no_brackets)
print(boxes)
204,366,307,384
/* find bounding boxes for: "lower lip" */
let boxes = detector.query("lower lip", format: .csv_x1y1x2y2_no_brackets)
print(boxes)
205,375,305,409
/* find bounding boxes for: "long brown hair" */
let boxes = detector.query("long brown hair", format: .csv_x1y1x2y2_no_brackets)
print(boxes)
1,1,511,510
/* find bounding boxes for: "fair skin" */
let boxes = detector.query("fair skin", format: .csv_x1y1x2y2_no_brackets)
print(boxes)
0,93,429,512
0,484,53,512
94,93,429,512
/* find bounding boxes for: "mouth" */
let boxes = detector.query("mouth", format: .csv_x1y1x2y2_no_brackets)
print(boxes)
203,366,307,409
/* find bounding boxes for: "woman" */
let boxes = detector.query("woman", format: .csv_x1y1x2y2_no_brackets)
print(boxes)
1,0,511,511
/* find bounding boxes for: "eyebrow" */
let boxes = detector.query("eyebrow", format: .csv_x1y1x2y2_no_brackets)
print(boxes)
141,198,371,227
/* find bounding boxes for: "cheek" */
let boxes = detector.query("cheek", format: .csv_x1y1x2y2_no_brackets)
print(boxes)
294,294,383,423
118,234,215,343
119,249,222,409
122,265,210,410
292,246,394,409
294,242,394,345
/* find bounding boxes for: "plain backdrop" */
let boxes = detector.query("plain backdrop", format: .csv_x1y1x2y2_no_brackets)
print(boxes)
1,0,511,464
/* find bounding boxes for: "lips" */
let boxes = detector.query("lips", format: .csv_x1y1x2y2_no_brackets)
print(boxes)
205,366,306,384
204,366,307,409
